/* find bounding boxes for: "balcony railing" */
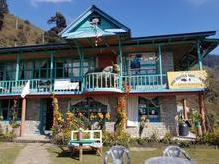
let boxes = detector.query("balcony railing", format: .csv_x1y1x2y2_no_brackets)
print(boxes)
0,74,167,95
123,74,167,92
0,79,52,95
84,72,120,92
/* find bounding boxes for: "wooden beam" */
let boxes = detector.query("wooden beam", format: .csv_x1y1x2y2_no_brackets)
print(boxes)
199,93,206,134
158,45,163,84
118,38,123,89
15,54,20,81
197,41,203,70
20,98,27,137
182,99,188,120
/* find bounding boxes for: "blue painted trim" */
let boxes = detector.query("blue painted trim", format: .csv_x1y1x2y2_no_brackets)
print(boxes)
15,54,20,81
59,5,130,38
158,45,163,84
197,41,203,70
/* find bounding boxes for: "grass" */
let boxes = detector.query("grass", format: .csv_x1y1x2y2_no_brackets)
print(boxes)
47,145,219,164
0,142,25,164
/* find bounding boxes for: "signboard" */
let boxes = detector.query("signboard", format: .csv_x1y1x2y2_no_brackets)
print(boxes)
54,79,79,91
167,70,208,89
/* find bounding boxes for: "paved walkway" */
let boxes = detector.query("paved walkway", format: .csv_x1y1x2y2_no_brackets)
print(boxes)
14,143,50,164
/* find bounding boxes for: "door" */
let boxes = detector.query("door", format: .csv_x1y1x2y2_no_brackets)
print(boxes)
45,98,53,130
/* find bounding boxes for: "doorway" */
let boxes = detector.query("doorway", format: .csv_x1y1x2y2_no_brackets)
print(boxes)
45,99,53,130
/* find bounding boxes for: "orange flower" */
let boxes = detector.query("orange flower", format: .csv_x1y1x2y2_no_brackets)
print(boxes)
98,113,104,120
105,112,111,120
78,112,83,117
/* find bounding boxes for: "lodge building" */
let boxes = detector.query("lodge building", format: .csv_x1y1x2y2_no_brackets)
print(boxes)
0,5,218,138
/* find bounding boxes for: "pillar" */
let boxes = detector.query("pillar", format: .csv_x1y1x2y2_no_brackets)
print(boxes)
182,99,188,120
20,98,27,137
118,38,123,89
199,93,206,134
158,45,163,85
15,54,20,81
197,41,203,70
50,51,54,91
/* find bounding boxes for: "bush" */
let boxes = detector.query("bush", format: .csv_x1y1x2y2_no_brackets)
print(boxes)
196,132,219,146
103,132,131,147
161,132,173,144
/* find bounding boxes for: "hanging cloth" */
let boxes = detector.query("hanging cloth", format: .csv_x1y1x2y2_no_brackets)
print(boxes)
127,96,139,127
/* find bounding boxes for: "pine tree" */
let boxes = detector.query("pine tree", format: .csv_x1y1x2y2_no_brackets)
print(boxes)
0,0,9,30
0,0,9,13
45,11,67,43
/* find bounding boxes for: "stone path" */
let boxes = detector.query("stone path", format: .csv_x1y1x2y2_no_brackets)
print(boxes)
14,143,50,164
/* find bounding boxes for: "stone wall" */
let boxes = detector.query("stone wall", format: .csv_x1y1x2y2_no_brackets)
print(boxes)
25,99,42,136
105,96,178,138
160,96,178,136
26,99,41,121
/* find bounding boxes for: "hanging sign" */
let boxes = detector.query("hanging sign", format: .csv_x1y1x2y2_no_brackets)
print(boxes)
167,70,208,89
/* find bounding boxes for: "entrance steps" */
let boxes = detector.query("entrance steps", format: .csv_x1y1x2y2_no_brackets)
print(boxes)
173,132,196,141
14,135,50,143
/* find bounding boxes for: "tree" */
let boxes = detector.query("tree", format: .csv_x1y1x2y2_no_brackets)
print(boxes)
0,0,9,30
0,0,9,14
45,11,67,43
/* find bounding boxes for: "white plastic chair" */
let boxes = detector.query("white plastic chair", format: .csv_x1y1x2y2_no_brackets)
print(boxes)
104,145,131,164
163,146,191,160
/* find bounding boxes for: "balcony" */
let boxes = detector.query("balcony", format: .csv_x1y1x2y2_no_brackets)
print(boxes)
84,72,121,92
123,74,167,93
0,70,207,96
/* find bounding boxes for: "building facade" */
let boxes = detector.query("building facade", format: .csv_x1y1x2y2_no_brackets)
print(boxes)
0,6,218,138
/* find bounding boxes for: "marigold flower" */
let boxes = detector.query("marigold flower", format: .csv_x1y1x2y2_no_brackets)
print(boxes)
98,112,104,120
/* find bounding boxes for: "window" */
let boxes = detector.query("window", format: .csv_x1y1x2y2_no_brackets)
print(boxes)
19,60,51,80
71,97,107,114
0,63,16,80
0,99,22,121
138,97,160,122
127,53,158,75
54,57,96,79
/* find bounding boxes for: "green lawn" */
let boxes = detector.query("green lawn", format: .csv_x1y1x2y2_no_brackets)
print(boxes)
0,142,25,164
47,145,219,164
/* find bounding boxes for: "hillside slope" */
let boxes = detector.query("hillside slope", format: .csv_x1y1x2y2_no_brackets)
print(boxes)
0,14,44,47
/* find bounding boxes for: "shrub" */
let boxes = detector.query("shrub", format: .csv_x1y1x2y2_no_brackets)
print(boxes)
161,132,173,144
103,132,131,147
149,130,159,143
196,132,219,146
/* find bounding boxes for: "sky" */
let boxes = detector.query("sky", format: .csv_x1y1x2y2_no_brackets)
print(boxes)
8,0,219,53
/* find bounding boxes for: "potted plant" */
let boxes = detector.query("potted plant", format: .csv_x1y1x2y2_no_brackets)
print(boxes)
193,112,202,136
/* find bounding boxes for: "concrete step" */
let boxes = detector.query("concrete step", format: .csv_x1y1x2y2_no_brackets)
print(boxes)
14,135,50,143
173,132,196,141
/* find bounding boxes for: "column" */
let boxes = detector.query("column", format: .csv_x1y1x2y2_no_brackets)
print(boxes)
50,51,54,91
118,38,123,89
20,98,27,137
199,93,206,134
158,45,163,85
182,99,188,120
15,54,20,81
197,41,203,70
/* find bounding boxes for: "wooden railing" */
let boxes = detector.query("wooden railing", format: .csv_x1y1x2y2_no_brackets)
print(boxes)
123,74,167,91
0,74,167,95
0,79,51,95
84,72,120,91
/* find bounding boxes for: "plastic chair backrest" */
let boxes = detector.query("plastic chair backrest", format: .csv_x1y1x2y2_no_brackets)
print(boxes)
163,146,191,160
104,145,131,164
